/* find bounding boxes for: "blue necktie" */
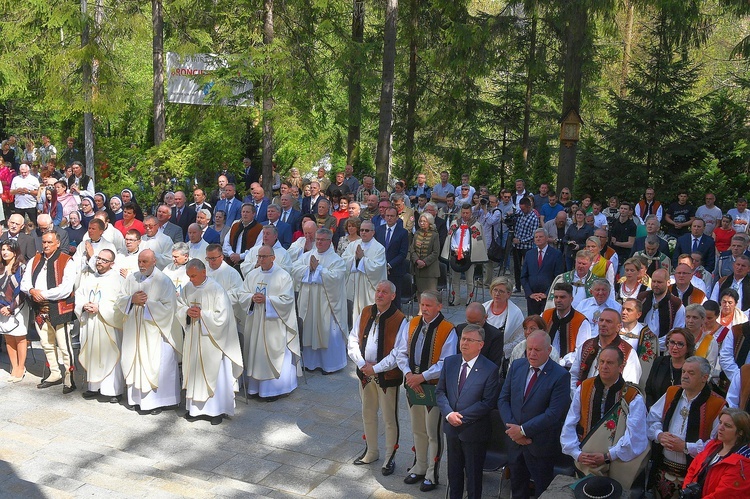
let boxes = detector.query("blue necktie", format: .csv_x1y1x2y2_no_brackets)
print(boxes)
458,362,468,394
386,227,392,248
692,237,699,253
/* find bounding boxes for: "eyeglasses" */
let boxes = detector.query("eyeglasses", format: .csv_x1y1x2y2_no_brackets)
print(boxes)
124,238,139,242
206,256,222,261
491,288,509,294
359,229,372,232
96,257,114,263
257,254,273,259
667,340,686,348
460,337,483,343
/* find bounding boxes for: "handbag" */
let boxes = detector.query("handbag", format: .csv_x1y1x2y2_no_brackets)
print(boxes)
0,312,20,334
487,221,504,263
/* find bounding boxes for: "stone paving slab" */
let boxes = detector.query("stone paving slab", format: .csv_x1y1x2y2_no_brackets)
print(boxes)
0,293,523,498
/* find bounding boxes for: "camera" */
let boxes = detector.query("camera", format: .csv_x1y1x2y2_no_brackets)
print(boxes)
679,483,702,499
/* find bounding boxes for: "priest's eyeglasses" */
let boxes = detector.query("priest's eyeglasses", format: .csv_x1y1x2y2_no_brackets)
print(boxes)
96,256,114,263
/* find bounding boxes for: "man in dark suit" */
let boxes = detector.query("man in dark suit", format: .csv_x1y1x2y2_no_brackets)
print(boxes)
437,324,500,499
521,228,564,316
188,187,213,218
454,302,504,369
156,204,184,244
630,214,670,257
244,182,270,223
673,218,716,272
301,181,324,215
279,194,302,233
214,183,242,226
261,204,292,249
375,207,409,308
170,190,197,240
498,330,572,499
34,214,70,255
2,213,37,261
241,157,260,191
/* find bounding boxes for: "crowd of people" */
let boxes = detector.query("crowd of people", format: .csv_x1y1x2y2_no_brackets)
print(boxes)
1,143,750,498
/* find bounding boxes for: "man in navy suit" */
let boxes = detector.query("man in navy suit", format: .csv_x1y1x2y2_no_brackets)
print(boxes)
673,218,716,272
498,330,571,499
260,204,292,249
301,181,324,215
244,183,270,223
521,228,564,316
279,194,302,232
170,190,197,240
437,324,500,499
214,184,242,226
375,207,409,309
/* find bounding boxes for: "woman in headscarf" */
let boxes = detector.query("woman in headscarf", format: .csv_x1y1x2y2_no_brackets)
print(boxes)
94,192,116,222
80,196,97,229
109,195,124,222
120,188,144,221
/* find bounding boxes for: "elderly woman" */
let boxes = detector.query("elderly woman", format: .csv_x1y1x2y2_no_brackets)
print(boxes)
315,198,337,231
337,217,361,255
509,315,561,365
645,328,695,408
65,211,86,254
109,195,124,222
0,240,27,381
120,189,144,221
80,196,97,229
483,276,525,360
585,236,615,287
410,212,441,295
288,167,303,190
682,408,750,497
718,288,747,327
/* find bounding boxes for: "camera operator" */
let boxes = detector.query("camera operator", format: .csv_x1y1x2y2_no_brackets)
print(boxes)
477,195,503,288
511,197,539,293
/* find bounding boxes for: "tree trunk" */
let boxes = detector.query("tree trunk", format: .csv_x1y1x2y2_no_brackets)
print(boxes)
347,0,364,166
522,1,537,166
375,0,398,189
262,0,275,195
557,1,587,194
81,0,94,177
153,0,165,147
403,0,419,186
620,0,634,98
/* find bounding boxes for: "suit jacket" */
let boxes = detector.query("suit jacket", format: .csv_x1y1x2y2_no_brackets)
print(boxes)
435,215,448,250
673,233,716,272
521,245,564,297
243,197,270,224
630,235,670,258
1,231,37,262
170,205,197,239
301,196,323,216
160,221,183,245
375,223,409,275
214,197,242,226
34,227,70,255
188,201,213,217
262,220,292,249
498,357,571,458
280,208,302,233
455,322,504,369
437,354,500,442
333,217,348,248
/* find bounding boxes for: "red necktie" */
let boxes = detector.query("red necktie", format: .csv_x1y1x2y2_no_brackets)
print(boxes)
538,249,543,267
457,225,467,259
524,367,540,400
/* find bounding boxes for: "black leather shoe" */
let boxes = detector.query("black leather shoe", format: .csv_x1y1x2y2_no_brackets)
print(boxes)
37,379,63,389
262,396,279,402
420,479,437,492
381,461,395,476
404,473,425,485
150,408,163,415
210,416,223,425
62,382,77,394
109,396,121,404
82,390,99,399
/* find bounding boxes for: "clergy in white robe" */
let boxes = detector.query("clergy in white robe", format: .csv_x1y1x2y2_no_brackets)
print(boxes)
342,220,387,321
240,226,292,276
117,250,182,413
290,228,349,373
187,223,209,264
162,242,190,296
578,279,622,337
81,212,127,255
116,230,142,278
73,218,118,276
141,216,174,269
287,220,317,263
177,260,243,422
240,245,301,398
77,249,126,400
205,243,245,332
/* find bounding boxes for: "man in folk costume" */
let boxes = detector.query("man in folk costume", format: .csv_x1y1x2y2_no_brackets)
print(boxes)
596,228,619,274
240,245,300,400
638,268,685,352
726,363,750,411
633,235,672,277
77,249,126,403
398,290,457,492
441,204,488,307
177,259,243,425
545,250,596,311
21,232,77,393
578,279,623,337
635,187,663,224
117,250,182,414
684,304,719,377
241,225,292,276
222,203,263,273
671,263,706,306
710,254,750,313
562,347,649,488
719,318,750,386
542,282,593,367
647,356,725,498
291,228,349,374
140,216,174,270
619,298,659,391
570,308,642,392
343,220,387,322
205,244,245,333
347,280,409,476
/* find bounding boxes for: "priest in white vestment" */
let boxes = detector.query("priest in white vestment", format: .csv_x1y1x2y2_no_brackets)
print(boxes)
81,211,127,255
140,216,174,269
117,250,182,414
291,228,349,373
205,243,245,333
162,242,189,296
116,229,142,278
77,249,126,402
342,220,387,321
187,223,209,264
287,220,317,263
240,245,301,399
177,259,243,424
73,218,117,276
241,226,292,276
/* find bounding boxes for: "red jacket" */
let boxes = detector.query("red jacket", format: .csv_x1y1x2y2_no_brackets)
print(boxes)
683,439,750,498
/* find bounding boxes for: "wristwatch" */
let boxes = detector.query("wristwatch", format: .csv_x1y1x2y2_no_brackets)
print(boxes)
604,452,611,464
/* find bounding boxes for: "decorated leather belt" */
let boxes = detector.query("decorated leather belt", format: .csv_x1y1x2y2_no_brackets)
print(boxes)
662,458,688,477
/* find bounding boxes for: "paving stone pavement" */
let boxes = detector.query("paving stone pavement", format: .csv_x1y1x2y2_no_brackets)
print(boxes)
0,288,527,499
